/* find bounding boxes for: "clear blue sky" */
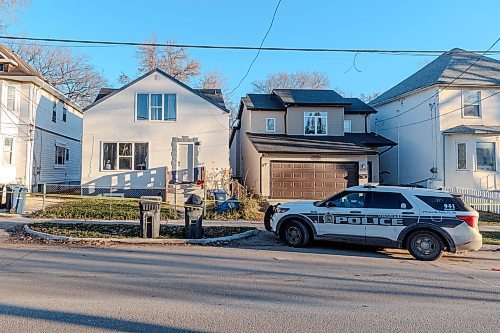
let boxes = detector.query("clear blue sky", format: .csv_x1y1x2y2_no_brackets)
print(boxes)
4,0,500,101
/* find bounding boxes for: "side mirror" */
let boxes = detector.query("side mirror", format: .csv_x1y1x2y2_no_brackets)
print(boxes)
326,201,336,208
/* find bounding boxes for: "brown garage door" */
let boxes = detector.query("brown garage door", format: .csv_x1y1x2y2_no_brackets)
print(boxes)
270,161,359,199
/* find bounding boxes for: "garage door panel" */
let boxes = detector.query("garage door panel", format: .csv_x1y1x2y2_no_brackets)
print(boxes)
271,161,359,199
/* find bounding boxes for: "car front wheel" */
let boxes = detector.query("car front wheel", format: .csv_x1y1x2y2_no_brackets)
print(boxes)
282,221,310,248
407,231,444,261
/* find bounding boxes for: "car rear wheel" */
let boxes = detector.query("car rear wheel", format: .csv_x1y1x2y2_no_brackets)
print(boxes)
407,231,444,261
282,220,310,248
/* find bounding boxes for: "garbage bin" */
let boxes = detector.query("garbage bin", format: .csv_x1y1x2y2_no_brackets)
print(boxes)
184,194,204,239
7,185,27,214
139,196,162,238
212,189,228,202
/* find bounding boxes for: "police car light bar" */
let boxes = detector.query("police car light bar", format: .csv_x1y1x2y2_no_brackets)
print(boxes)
363,183,379,188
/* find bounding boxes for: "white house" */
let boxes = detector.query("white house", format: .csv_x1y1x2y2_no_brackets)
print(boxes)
371,48,500,190
81,69,230,197
0,44,83,191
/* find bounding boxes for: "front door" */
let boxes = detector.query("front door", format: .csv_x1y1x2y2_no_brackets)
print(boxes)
315,190,368,244
177,143,194,182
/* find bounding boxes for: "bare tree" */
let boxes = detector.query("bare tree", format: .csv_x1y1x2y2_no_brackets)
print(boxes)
252,71,329,93
137,35,201,82
11,42,107,107
197,71,227,90
0,0,29,31
117,72,131,85
359,92,380,103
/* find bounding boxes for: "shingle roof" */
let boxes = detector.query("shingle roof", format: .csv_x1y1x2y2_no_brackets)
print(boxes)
243,93,286,110
246,132,396,155
370,48,500,106
273,89,349,106
0,44,46,81
443,125,500,135
343,98,377,113
94,88,118,102
194,89,226,109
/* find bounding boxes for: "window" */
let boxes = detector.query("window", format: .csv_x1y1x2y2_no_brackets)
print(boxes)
136,93,177,121
55,146,68,166
344,119,352,133
457,143,467,170
476,142,496,171
416,195,468,212
52,101,57,123
329,191,367,208
369,192,412,210
3,137,13,165
0,64,4,72
7,86,15,111
102,142,149,171
266,118,276,132
304,112,327,135
463,91,481,117
62,105,67,122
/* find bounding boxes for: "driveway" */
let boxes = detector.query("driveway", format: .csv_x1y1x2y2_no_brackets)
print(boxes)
0,231,498,332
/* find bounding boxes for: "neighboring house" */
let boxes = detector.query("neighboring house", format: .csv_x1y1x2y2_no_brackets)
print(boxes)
81,69,229,197
230,89,396,200
0,44,82,191
371,48,500,190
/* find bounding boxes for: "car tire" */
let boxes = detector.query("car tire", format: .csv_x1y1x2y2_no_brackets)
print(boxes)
282,220,310,248
407,231,444,261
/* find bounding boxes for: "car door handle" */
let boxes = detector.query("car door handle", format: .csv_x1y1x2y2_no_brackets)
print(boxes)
402,212,414,215
350,210,362,214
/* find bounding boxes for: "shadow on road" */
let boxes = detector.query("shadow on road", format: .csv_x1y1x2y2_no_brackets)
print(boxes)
0,303,201,333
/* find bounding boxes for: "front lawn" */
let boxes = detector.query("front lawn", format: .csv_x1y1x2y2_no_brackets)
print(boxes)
30,223,253,239
478,211,500,226
482,232,500,245
29,198,181,221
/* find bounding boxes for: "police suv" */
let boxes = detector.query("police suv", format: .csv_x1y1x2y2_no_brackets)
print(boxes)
264,185,482,261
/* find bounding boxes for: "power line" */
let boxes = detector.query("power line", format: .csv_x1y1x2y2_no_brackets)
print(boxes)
2,35,500,55
375,35,500,124
377,91,500,131
228,0,283,95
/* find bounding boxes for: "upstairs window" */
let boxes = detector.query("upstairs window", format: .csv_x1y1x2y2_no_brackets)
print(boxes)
136,93,177,121
102,142,149,171
304,112,327,135
55,145,68,166
7,86,15,111
52,101,57,123
266,118,276,132
62,105,67,122
3,137,13,165
476,142,495,171
462,91,481,118
344,119,352,133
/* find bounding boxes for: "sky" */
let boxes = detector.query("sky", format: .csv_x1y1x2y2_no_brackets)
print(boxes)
2,0,500,102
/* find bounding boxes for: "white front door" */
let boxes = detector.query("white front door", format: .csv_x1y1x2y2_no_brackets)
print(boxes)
177,143,194,182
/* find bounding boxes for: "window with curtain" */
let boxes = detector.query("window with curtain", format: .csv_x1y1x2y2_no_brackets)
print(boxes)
136,94,176,121
304,112,327,135
55,146,68,166
164,94,177,121
463,91,481,117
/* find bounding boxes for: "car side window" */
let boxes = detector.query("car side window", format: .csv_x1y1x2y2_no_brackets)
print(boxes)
368,192,413,210
330,192,367,208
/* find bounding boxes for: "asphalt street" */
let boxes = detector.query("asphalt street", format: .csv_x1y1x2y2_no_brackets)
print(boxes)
0,231,499,333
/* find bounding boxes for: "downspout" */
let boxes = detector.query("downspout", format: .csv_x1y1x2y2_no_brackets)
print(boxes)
442,134,446,187
284,109,288,134
364,114,369,132
259,154,263,195
379,145,395,156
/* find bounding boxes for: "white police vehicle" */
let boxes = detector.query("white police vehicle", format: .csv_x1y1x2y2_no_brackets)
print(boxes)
264,185,482,261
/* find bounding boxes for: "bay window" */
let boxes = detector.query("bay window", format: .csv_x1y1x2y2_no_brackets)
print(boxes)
136,93,176,121
102,142,149,171
304,112,327,135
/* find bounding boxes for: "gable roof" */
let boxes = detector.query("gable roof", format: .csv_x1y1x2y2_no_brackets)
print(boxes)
443,125,500,135
370,48,500,106
343,98,376,114
243,93,286,110
273,89,349,106
84,68,228,112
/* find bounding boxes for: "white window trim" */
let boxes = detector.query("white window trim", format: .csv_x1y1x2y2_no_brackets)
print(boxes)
2,136,14,166
100,141,150,172
344,119,352,133
455,142,468,171
266,117,276,132
54,144,68,168
135,93,177,123
303,112,328,135
475,141,496,172
461,90,482,119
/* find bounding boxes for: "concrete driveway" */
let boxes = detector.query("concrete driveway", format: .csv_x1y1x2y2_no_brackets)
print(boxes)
0,230,499,333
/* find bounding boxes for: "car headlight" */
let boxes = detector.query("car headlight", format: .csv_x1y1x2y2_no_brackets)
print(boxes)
275,207,290,213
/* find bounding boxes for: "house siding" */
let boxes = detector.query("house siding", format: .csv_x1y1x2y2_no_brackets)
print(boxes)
344,114,368,133
250,110,286,134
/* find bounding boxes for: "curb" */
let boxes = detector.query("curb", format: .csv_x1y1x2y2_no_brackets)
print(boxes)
480,244,500,251
22,224,259,245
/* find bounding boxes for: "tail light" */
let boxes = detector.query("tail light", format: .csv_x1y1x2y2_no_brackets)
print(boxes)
457,215,478,228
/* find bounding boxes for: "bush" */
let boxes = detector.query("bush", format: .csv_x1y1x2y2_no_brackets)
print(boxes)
204,197,266,221
30,197,181,221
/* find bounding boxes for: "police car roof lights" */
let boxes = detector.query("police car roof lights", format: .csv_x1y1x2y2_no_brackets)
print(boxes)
363,183,379,188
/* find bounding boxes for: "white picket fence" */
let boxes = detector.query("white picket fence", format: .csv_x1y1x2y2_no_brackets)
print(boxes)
444,186,500,214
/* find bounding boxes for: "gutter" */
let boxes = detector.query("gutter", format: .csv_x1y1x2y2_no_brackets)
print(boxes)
379,145,395,156
259,154,263,194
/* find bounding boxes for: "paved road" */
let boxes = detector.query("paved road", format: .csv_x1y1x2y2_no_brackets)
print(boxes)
0,232,499,332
